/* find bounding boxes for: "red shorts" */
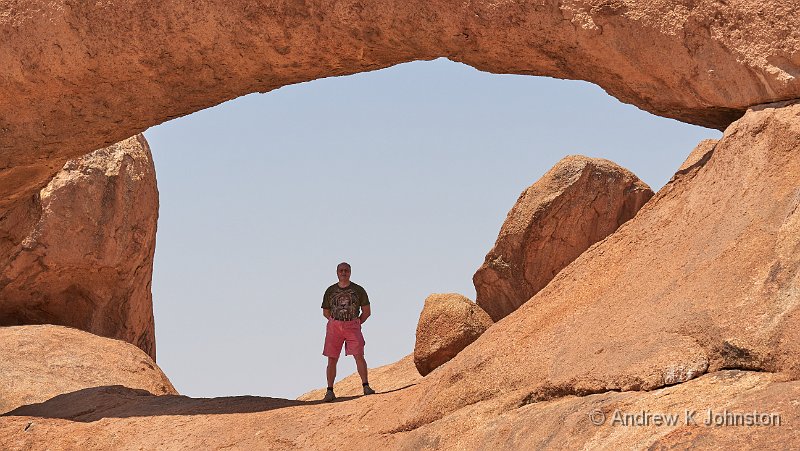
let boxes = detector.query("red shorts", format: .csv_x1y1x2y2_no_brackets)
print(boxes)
323,319,365,358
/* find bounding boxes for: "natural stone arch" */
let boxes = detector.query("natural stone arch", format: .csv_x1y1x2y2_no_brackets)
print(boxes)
1,0,799,207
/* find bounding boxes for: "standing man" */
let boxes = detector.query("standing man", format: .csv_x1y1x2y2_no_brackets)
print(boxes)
321,262,375,402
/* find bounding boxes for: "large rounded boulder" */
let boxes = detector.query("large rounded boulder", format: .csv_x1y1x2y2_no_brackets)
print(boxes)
474,155,653,321
0,325,176,414
414,293,493,376
0,135,159,360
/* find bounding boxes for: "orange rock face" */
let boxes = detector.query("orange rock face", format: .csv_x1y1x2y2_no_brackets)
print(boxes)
298,354,421,401
413,293,493,376
2,1,800,212
3,1,800,444
402,101,800,432
0,135,158,360
1,369,796,449
474,155,653,321
397,369,800,449
0,325,175,414
2,102,800,448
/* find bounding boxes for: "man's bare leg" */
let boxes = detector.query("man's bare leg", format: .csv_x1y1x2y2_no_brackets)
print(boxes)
323,357,338,402
354,354,375,395
354,354,368,383
326,356,338,387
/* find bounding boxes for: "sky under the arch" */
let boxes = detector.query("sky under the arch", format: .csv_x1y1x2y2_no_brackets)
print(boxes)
144,57,721,400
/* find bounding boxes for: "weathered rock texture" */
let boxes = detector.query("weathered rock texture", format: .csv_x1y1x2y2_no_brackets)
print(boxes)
400,100,800,431
474,155,653,321
396,369,799,449
298,354,421,401
2,0,800,211
0,135,158,360
1,370,797,449
677,138,718,172
1,101,800,449
0,325,175,414
414,293,493,376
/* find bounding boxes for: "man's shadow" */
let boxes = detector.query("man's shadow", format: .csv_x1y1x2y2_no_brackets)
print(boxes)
3,383,415,423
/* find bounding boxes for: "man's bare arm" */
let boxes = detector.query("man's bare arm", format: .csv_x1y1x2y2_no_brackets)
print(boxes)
359,305,371,324
323,308,331,320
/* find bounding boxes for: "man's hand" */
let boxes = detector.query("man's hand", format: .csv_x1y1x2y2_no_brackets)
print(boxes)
359,305,371,324
322,308,331,320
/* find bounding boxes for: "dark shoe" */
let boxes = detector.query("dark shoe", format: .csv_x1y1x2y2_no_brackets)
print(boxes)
363,385,375,396
323,389,336,402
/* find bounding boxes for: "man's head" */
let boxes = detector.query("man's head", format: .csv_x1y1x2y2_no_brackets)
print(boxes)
337,262,351,286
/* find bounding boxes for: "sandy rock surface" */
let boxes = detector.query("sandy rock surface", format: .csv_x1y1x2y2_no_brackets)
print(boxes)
298,354,421,401
2,0,800,211
1,102,800,449
0,135,159,360
413,294,493,376
474,155,653,321
1,370,796,449
398,370,800,449
401,100,800,431
677,138,718,172
0,325,175,415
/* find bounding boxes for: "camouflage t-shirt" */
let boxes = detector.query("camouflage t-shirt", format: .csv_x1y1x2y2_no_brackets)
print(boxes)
321,282,370,321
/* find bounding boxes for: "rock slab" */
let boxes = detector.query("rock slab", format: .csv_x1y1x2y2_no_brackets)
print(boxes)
404,100,800,431
474,155,653,321
1,369,797,449
2,0,800,212
414,293,493,376
3,102,800,448
0,135,159,360
0,325,176,414
298,354,421,401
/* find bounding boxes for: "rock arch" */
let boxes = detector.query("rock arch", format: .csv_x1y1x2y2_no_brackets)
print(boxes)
1,0,799,206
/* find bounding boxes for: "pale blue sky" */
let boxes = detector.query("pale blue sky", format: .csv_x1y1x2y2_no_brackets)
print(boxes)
144,58,720,399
